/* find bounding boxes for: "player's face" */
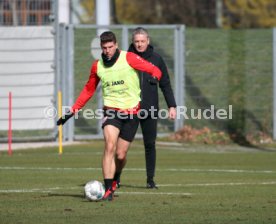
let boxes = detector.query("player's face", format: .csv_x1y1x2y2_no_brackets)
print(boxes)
101,41,118,59
133,34,149,53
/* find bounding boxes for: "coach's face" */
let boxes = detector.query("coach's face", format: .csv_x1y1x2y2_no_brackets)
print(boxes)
133,34,149,53
101,41,118,60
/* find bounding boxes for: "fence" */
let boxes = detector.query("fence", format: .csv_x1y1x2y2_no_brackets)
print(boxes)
0,22,276,142
58,24,185,141
0,0,56,142
59,25,275,142
0,26,56,142
185,28,274,142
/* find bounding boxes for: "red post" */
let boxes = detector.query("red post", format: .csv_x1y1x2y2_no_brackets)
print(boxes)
8,92,12,155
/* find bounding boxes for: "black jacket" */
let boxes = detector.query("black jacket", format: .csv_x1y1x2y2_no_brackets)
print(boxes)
128,44,177,112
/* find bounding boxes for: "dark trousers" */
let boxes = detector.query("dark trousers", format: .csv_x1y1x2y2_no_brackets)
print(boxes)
140,117,157,179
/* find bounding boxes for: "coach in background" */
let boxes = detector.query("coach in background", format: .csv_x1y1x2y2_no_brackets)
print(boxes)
114,27,177,189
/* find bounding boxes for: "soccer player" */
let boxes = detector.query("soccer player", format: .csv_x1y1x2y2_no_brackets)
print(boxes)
56,31,162,201
113,27,177,189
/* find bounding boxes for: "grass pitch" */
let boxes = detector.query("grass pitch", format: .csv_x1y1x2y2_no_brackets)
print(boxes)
0,141,276,224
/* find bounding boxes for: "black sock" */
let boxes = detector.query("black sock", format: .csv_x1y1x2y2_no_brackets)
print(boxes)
104,179,113,191
113,172,121,182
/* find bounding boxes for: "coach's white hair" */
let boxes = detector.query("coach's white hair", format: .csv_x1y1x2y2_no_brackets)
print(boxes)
132,27,149,41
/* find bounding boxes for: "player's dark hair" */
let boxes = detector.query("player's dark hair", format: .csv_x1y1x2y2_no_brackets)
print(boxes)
100,31,117,44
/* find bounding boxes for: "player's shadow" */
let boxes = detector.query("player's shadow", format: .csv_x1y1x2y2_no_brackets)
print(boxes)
46,184,86,199
47,193,84,199
47,192,120,200
80,183,147,190
119,184,148,189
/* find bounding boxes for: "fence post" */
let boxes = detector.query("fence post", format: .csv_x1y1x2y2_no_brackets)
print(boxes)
122,26,129,50
60,24,68,141
67,24,75,141
53,0,60,141
273,28,276,140
174,25,185,132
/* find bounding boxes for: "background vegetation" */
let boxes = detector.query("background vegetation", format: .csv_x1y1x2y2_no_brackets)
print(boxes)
79,0,276,28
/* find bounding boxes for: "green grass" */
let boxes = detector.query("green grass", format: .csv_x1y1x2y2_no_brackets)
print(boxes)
0,141,276,224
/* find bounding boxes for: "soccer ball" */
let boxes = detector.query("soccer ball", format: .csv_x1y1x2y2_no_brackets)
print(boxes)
84,180,105,201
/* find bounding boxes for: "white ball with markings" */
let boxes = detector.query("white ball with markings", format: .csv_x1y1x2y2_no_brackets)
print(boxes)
84,180,105,201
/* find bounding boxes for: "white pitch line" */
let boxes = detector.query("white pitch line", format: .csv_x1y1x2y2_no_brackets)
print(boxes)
0,166,102,171
158,181,276,187
0,166,276,174
1,181,276,194
0,189,52,193
116,192,192,196
164,168,276,174
0,187,192,196
0,187,76,193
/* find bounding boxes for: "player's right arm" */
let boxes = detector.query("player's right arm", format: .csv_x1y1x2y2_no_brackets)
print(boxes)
56,61,100,126
126,52,162,81
71,61,100,113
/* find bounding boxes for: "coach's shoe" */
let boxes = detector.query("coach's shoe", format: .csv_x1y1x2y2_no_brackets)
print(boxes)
146,180,158,189
102,189,114,201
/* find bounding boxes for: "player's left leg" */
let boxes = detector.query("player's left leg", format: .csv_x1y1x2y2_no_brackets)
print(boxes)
102,124,120,201
101,110,122,201
113,114,139,190
112,137,131,191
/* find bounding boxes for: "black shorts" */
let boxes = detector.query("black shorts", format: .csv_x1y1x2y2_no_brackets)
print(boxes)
102,110,139,142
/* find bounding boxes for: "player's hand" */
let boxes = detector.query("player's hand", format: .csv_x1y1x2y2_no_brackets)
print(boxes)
56,112,74,126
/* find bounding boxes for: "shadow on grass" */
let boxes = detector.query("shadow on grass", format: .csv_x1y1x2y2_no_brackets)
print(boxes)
47,193,84,199
119,184,148,189
46,192,120,201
